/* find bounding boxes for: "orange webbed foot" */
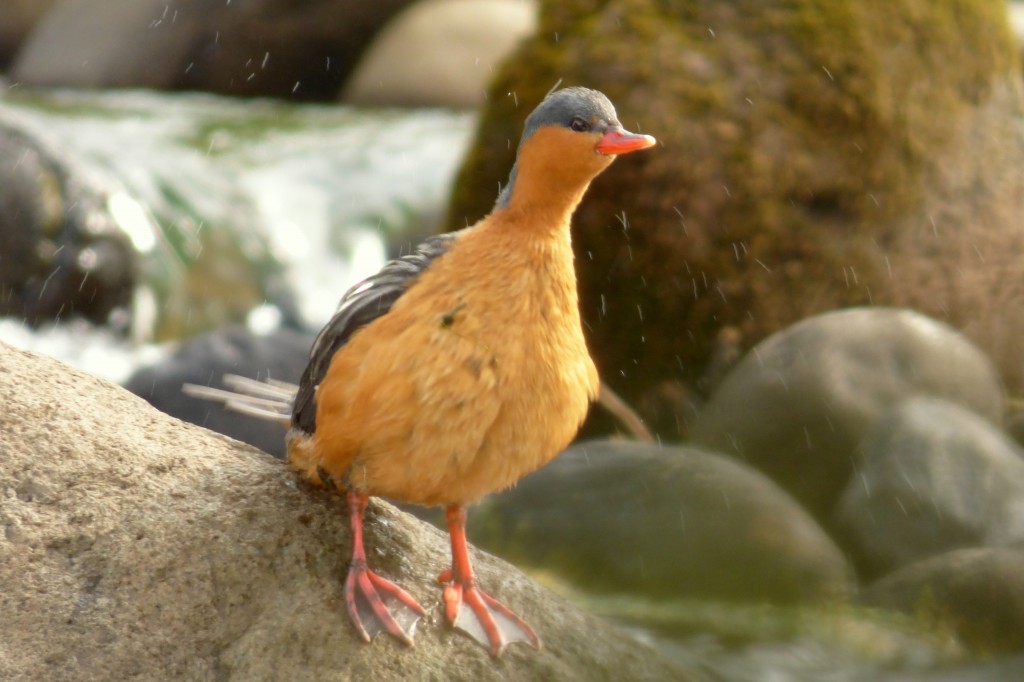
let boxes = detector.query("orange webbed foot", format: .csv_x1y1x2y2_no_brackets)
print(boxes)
345,558,426,646
343,491,426,646
440,503,541,657
438,569,540,656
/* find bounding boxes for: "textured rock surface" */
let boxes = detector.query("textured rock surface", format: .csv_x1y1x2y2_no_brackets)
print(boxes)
0,342,694,681
835,398,1024,577
689,308,1004,514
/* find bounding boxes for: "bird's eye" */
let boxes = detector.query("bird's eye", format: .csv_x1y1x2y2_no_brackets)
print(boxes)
569,116,590,132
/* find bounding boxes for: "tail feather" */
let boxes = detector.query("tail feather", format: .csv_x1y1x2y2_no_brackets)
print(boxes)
224,399,292,422
222,374,298,400
183,373,297,427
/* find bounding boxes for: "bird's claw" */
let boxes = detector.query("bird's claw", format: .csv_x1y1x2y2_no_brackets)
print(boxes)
345,559,426,646
438,571,540,657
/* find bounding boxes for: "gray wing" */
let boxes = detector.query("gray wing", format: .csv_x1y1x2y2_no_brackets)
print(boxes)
291,231,461,435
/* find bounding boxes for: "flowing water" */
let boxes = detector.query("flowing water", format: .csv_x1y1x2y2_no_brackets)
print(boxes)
0,86,474,381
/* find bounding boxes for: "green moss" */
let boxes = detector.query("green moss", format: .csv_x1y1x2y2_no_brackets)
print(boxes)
546,587,963,662
444,0,1024,436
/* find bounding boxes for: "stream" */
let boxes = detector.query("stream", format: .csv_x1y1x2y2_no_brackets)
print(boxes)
0,85,474,381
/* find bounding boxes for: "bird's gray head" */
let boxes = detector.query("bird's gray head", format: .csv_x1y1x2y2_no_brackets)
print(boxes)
519,87,621,147
494,87,655,209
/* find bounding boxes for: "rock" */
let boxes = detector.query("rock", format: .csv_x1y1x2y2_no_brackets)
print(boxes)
0,342,695,681
124,326,315,459
1012,3,1024,52
860,547,1024,654
1007,404,1024,449
342,0,537,108
883,657,1024,682
465,439,853,604
9,0,413,101
834,398,1024,578
443,0,1024,430
688,308,1004,515
0,0,57,69
0,105,140,328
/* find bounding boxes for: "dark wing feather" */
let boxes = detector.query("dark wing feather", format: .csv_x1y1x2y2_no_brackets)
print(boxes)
291,230,461,435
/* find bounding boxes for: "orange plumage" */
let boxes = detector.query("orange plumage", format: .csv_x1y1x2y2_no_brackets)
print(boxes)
188,87,655,657
292,127,614,506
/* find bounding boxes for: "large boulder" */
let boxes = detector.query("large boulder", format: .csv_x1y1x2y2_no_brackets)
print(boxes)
688,308,1004,515
9,0,413,100
443,0,1024,434
835,398,1024,577
860,547,1024,654
467,439,854,604
341,0,537,108
0,342,695,681
0,106,140,328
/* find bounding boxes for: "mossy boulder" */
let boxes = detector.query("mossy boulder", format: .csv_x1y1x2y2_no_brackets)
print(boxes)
860,547,1024,654
466,439,854,605
444,0,1024,437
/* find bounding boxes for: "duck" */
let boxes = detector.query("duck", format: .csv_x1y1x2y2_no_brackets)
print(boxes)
187,86,655,656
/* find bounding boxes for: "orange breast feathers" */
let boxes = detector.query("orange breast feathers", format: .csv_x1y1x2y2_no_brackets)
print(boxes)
303,218,599,507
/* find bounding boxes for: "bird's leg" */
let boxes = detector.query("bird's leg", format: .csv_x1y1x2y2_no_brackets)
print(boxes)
438,504,541,656
344,490,426,646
